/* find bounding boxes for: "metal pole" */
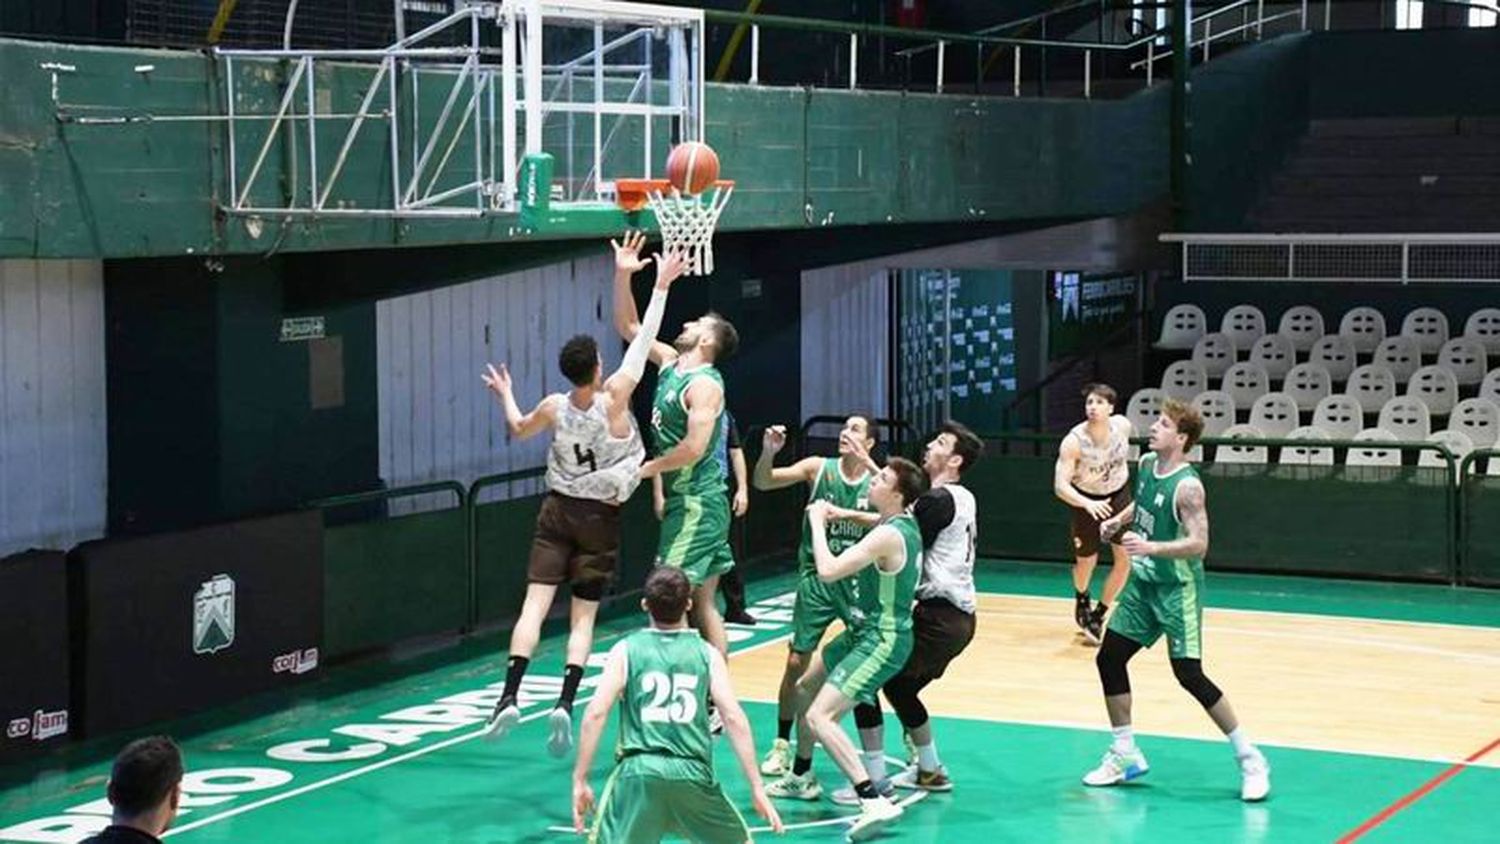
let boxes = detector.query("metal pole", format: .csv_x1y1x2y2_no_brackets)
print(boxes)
306,57,318,210
849,32,857,89
936,40,945,93
645,30,654,177
594,23,603,200
1204,15,1212,61
388,49,401,211
1170,0,1191,229
1324,0,1332,30
1013,46,1021,96
524,0,543,154
1147,39,1155,87
393,0,404,41
750,25,760,84
695,19,705,142
501,7,516,206
226,55,238,208
1084,49,1091,98
471,12,483,212
1301,0,1309,30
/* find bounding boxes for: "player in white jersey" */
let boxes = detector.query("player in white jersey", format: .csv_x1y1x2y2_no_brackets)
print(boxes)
480,234,688,756
826,421,985,800
1054,383,1134,644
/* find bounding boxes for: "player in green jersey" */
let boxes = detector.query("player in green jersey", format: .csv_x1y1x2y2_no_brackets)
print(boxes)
1088,398,1271,802
749,416,878,778
613,236,740,663
785,458,929,841
572,566,782,843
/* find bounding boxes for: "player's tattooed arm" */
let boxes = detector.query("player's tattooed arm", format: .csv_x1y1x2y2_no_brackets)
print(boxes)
1124,479,1208,560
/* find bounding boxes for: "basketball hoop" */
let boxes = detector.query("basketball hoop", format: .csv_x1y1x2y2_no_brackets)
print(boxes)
615,179,734,276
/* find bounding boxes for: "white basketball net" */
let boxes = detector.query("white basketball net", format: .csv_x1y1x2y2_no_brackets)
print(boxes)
648,184,734,276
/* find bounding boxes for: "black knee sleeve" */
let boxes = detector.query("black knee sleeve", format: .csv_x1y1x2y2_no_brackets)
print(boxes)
570,576,607,602
1170,658,1224,709
883,677,930,730
1096,630,1141,697
853,702,884,730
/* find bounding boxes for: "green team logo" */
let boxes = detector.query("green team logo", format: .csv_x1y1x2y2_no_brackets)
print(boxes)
193,574,236,655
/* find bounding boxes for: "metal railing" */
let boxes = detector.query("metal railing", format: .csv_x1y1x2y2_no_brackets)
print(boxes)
707,0,1309,99
974,430,1467,582
1161,233,1500,283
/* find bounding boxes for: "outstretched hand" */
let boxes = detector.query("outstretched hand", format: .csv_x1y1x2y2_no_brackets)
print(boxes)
611,230,652,274
763,425,787,455
481,363,511,396
654,248,690,288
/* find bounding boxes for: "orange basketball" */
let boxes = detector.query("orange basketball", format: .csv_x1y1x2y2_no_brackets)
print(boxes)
665,141,720,195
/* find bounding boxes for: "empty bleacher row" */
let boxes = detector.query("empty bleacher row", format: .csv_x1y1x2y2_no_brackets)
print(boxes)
1131,303,1500,472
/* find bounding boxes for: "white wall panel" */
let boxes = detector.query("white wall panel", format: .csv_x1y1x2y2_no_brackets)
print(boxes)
799,264,890,424
377,255,617,509
0,259,106,555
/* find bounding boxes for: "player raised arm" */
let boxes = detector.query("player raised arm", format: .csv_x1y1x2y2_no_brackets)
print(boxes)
611,231,678,369
639,378,722,479
1055,436,1114,519
571,641,628,833
706,647,784,834
751,425,823,491
1121,477,1208,560
482,363,558,440
606,248,690,406
806,499,904,583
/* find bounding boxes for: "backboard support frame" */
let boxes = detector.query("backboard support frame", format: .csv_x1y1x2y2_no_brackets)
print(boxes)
213,0,706,229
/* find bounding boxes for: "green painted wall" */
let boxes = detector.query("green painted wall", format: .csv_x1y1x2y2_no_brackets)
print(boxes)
106,256,379,535
1308,28,1500,118
0,36,1168,259
1186,33,1311,232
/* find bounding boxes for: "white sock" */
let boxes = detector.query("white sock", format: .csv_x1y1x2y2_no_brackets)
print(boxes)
1227,727,1254,758
1111,725,1136,753
916,741,941,772
862,751,887,783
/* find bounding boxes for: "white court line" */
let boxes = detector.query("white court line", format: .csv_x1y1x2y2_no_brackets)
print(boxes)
731,690,1500,771
989,589,1500,633
985,601,1500,666
544,789,930,835
165,624,797,838
161,585,1499,837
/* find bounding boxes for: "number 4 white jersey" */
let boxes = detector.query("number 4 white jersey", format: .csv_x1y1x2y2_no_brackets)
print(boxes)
546,393,646,504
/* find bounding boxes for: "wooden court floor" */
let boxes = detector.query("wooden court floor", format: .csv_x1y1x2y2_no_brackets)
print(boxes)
1,561,1495,843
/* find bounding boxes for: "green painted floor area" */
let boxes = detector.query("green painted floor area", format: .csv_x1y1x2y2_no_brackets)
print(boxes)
2,561,1496,843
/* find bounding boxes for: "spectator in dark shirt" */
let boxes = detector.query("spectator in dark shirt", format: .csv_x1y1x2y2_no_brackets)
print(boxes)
82,736,184,843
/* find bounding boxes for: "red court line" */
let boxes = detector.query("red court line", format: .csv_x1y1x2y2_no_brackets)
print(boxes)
1336,735,1500,843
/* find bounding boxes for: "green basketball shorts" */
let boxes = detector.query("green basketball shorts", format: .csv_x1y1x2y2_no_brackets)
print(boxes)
656,493,735,587
1106,570,1206,659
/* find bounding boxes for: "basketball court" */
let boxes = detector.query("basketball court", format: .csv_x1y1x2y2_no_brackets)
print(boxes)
3,2,1499,843
3,561,1494,842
